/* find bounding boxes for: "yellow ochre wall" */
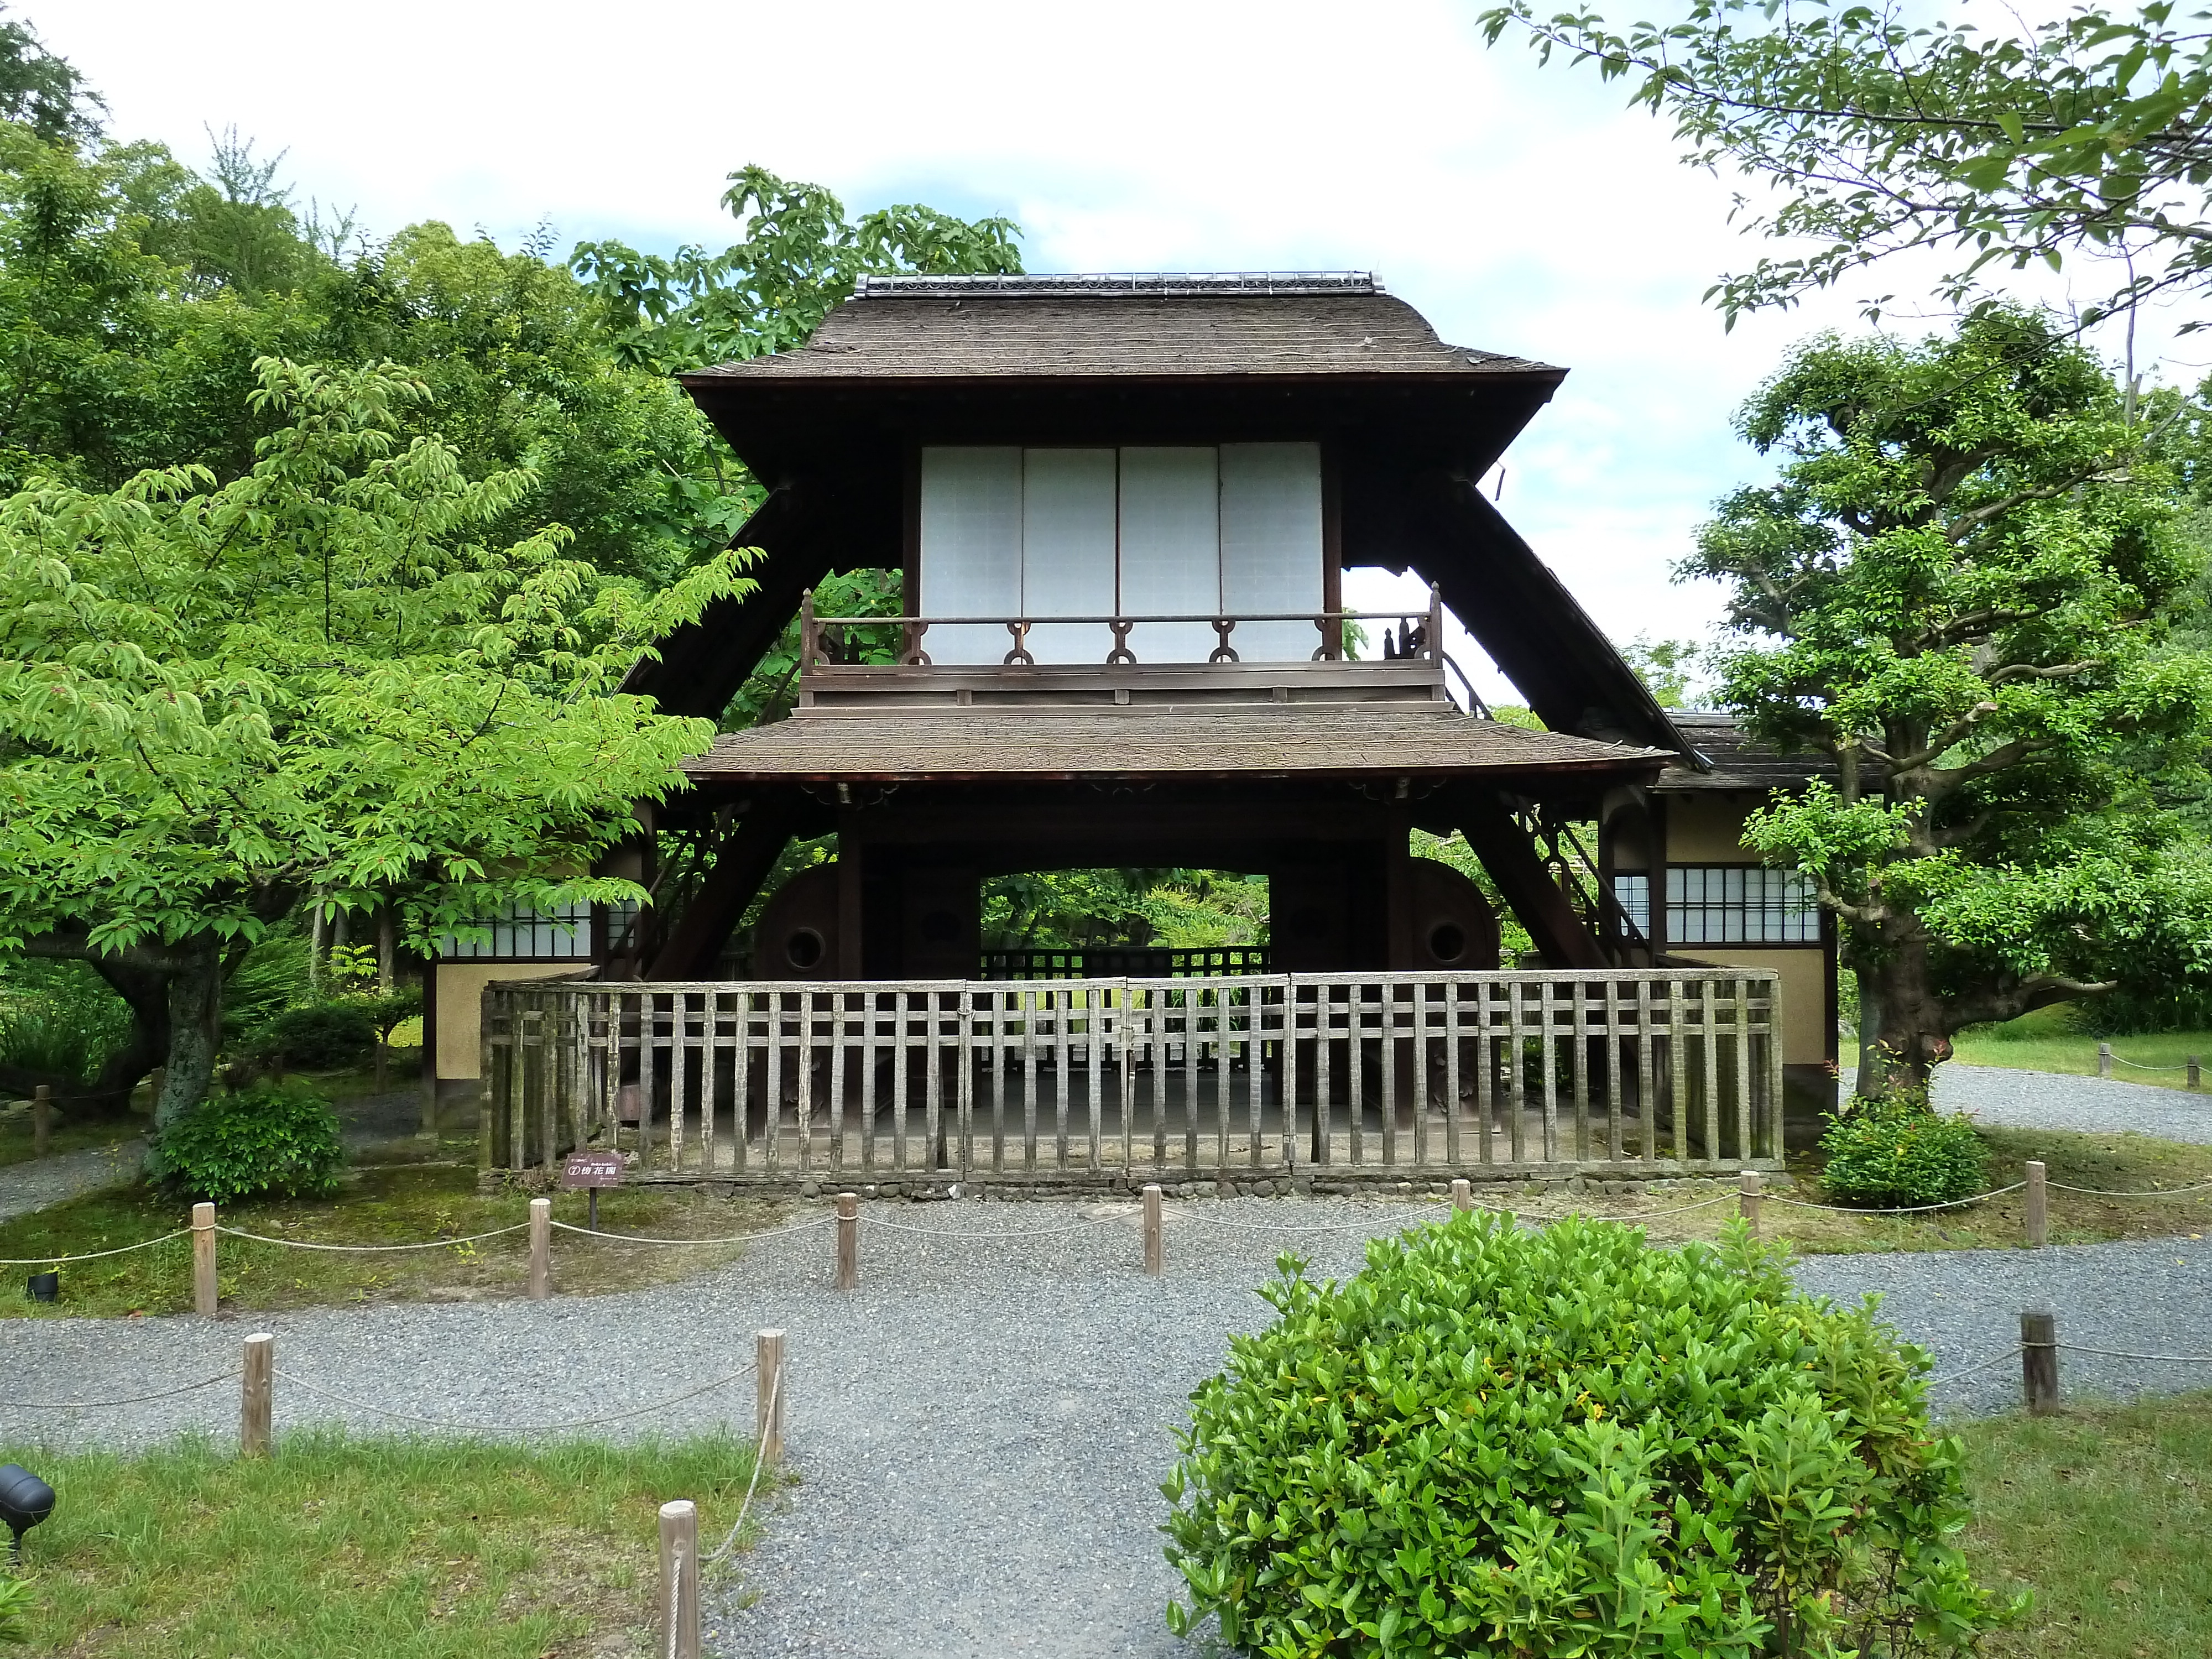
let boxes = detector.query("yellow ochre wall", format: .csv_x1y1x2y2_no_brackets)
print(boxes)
434,962,580,1081
1663,794,1766,863
1667,947,1832,1067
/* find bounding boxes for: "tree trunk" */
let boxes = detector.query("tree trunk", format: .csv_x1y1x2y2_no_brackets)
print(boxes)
377,907,395,994
154,940,226,1134
1853,923,1953,1102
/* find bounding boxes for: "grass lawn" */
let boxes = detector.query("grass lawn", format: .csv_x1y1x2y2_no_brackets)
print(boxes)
1964,1392,2212,1659
0,1105,141,1168
1951,1005,2212,1095
2,1430,773,1658
0,1159,807,1319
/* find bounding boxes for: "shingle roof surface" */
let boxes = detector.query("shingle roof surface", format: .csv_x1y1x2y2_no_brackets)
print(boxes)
680,278,1555,384
684,705,1665,784
1658,713,1839,792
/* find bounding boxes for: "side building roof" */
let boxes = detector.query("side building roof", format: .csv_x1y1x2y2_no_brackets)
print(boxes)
1655,713,1840,792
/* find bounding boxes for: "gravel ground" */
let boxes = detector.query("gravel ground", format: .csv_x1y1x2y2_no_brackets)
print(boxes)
0,1136,144,1223
8,1196,2212,1659
1902,1063,2212,1144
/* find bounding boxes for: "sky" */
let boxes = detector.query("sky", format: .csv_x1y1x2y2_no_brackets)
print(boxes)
39,0,2197,702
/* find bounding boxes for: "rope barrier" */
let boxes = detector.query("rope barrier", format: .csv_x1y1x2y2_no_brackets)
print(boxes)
1766,1182,2027,1216
2057,1343,2212,1364
217,1223,531,1253
0,1228,189,1266
865,1212,1128,1240
1167,1204,1449,1235
1608,1192,1741,1220
706,1361,780,1567
2110,1055,2191,1071
1926,1349,2020,1387
271,1360,758,1433
17,1368,243,1409
549,1215,838,1247
2047,1177,2212,1198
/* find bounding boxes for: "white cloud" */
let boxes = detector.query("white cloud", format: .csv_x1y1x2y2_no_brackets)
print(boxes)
41,0,2190,707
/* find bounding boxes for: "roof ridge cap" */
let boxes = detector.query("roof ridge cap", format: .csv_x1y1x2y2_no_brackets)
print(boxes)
854,271,1383,299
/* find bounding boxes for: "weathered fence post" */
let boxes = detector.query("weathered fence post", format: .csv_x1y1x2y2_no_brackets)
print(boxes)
31,1084,50,1160
1738,1170,1762,1238
1451,1178,1472,1213
2096,1042,2114,1079
755,1328,785,1468
658,1499,700,1659
2021,1311,2059,1415
1142,1184,1164,1276
2024,1161,2048,1249
836,1192,858,1290
2192,1055,2203,1091
192,1201,218,1316
241,1331,273,1455
528,1196,551,1300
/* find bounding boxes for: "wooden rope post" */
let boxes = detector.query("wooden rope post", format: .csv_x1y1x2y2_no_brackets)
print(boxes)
1142,1183,1164,1276
755,1328,785,1468
527,1196,551,1300
192,1201,218,1316
31,1084,50,1160
2021,1311,2059,1415
836,1192,858,1291
658,1499,701,1659
1451,1178,1472,1213
2024,1160,2048,1249
241,1331,273,1455
1738,1170,1762,1238
2096,1042,2113,1079
2192,1055,2202,1091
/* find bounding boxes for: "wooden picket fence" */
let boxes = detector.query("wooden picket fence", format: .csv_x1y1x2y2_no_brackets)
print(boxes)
479,969,1785,1187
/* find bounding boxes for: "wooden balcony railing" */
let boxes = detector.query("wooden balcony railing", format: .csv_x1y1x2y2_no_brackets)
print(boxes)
980,946,1271,979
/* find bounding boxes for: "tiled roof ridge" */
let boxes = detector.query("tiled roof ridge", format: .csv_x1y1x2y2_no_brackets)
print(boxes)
854,272,1381,299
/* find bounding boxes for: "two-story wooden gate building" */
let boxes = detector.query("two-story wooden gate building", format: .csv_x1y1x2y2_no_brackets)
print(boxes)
446,273,1837,1192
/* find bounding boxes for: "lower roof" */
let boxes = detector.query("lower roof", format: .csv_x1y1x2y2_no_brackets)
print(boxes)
681,705,1669,786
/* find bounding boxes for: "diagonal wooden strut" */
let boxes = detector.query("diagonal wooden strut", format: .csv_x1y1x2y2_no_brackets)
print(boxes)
1453,795,1611,970
645,799,809,980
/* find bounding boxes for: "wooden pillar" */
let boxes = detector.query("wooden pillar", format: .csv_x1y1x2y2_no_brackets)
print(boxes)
2024,1161,2048,1248
658,1500,701,1659
241,1332,273,1455
755,1328,786,1467
1738,1169,1762,1238
420,959,440,1143
527,1197,551,1300
2096,1042,2113,1079
2021,1311,2059,1415
31,1084,50,1160
836,1192,858,1290
192,1202,218,1316
836,812,866,979
1143,1184,1164,1276
1451,1178,1472,1213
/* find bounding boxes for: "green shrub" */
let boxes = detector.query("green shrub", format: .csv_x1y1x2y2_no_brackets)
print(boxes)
1163,1215,2007,1658
248,1000,376,1070
1819,1095,1987,1208
0,959,133,1079
153,1081,345,1203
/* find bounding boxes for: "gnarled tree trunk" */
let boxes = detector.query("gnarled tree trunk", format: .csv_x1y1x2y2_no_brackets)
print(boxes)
154,939,225,1134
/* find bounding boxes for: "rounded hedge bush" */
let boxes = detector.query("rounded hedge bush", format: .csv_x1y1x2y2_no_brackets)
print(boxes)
1163,1215,2006,1657
247,1000,378,1070
153,1079,346,1203
1818,1096,1987,1208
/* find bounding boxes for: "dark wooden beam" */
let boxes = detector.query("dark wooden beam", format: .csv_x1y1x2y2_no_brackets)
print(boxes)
1452,795,1610,970
645,799,812,979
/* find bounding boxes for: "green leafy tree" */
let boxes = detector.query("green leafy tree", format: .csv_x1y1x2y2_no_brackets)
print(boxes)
0,3,102,145
572,164,1022,373
1480,0,2212,326
1684,306,2212,1095
0,358,753,1128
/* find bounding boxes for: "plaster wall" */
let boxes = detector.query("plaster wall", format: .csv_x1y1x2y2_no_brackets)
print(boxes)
1664,794,1766,864
434,962,582,1080
1666,946,1832,1068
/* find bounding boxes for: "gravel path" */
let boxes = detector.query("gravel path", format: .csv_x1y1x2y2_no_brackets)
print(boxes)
0,1137,144,1223
8,1198,2212,1658
1912,1063,2212,1144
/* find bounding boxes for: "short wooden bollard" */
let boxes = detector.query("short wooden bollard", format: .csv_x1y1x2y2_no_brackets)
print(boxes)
1451,1178,1472,1213
527,1196,551,1300
2021,1311,2059,1415
1142,1184,1164,1276
755,1328,785,1468
2097,1042,2113,1079
835,1192,858,1291
1738,1170,1762,1238
2192,1055,2203,1091
2024,1160,2048,1249
241,1331,274,1455
32,1084,50,1160
658,1498,701,1659
192,1201,218,1316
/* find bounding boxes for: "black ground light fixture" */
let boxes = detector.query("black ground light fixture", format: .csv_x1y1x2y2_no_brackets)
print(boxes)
0,1464,53,1566
25,1270,56,1302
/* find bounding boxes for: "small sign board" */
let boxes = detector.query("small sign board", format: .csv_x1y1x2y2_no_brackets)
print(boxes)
561,1151,625,1189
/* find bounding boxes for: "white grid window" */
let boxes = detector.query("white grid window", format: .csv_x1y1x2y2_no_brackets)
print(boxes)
1666,867,1819,944
1611,873,1651,938
440,901,593,961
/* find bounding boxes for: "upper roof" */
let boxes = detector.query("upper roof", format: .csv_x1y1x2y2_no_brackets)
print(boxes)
681,703,1668,786
679,272,1558,387
1655,713,1837,792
